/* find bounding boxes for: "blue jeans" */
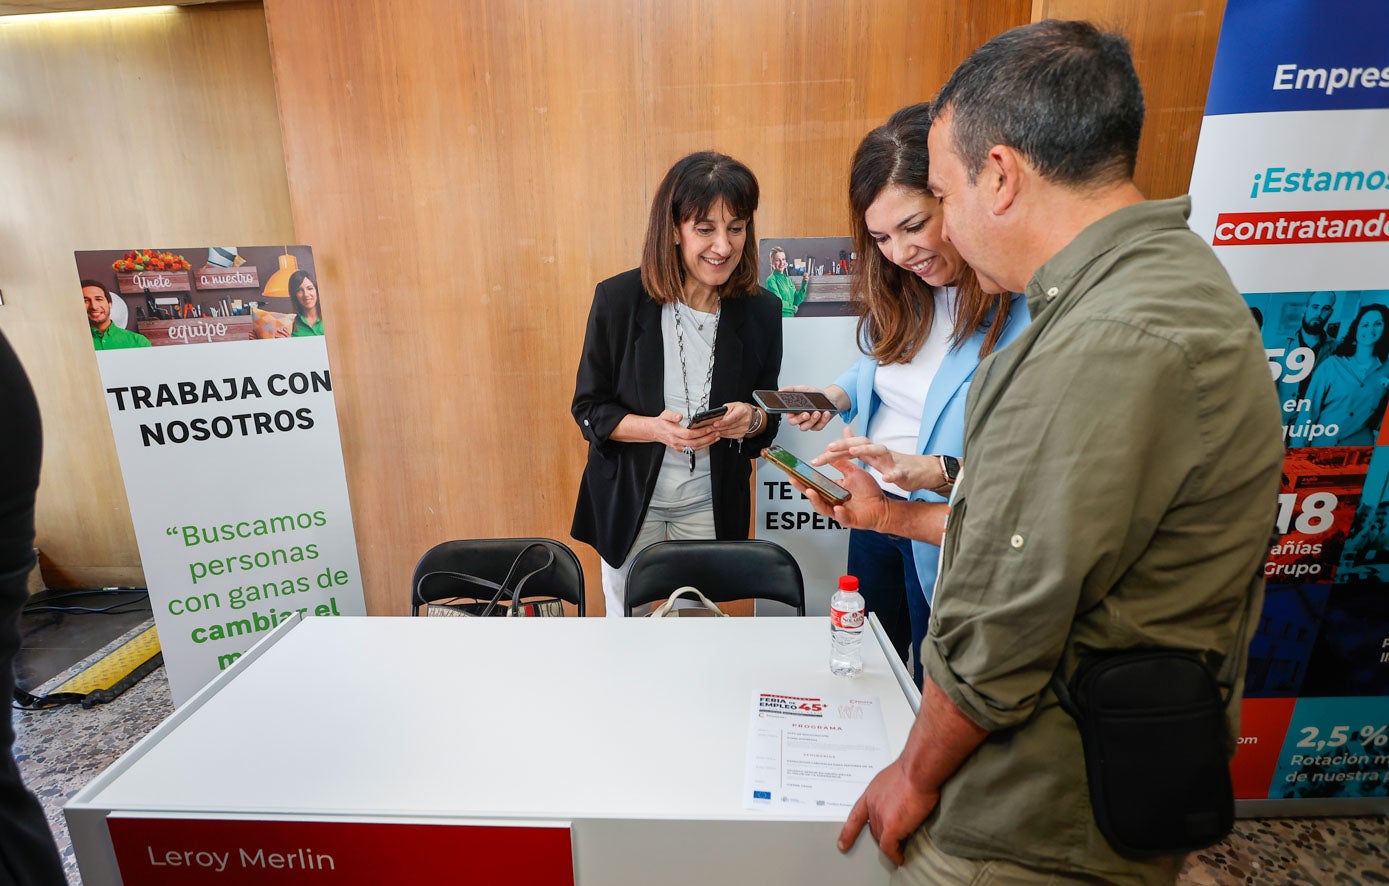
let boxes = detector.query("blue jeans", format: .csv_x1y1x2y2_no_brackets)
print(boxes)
848,520,928,685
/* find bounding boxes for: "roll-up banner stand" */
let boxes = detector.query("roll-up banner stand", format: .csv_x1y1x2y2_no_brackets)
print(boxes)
74,245,366,706
754,238,860,615
1188,0,1389,811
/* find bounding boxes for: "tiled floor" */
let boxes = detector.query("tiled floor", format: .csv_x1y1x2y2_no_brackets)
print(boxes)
13,628,173,884
10,611,1389,884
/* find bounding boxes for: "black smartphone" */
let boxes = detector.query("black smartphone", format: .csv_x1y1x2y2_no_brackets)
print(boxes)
761,445,852,504
753,390,840,414
683,405,728,429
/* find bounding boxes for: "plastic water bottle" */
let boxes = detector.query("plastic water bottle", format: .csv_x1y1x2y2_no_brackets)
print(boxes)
829,575,865,677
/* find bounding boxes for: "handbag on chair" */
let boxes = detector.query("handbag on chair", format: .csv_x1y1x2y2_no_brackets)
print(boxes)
648,586,728,618
417,542,566,617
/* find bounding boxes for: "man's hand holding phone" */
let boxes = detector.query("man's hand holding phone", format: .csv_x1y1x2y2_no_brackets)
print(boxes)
790,451,951,545
784,457,891,532
814,429,951,495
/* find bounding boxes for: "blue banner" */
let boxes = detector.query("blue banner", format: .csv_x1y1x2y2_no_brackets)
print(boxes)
1192,0,1389,806
1205,0,1389,116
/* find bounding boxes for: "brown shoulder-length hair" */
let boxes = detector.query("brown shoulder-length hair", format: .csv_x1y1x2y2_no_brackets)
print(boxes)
640,151,761,304
287,269,321,320
848,102,1012,364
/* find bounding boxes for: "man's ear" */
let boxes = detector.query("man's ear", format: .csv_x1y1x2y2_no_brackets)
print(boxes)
985,145,1024,215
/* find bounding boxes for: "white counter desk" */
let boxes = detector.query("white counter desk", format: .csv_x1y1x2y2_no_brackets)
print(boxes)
67,615,920,885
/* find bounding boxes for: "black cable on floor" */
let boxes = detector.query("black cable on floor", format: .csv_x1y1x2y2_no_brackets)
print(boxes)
16,587,155,708
22,588,150,616
12,687,85,710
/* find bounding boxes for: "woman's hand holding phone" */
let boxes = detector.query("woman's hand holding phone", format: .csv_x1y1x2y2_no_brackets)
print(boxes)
653,409,721,452
709,401,764,440
779,384,849,432
683,405,729,430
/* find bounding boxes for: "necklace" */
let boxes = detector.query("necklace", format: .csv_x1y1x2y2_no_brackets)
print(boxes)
673,299,720,472
689,305,713,331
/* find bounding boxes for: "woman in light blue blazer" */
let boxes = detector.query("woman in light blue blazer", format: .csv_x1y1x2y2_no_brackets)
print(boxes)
786,104,1028,682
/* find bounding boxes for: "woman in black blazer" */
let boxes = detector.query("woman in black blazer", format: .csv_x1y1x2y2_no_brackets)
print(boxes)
572,152,783,616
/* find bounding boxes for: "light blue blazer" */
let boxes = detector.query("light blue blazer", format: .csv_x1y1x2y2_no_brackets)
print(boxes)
831,292,1030,604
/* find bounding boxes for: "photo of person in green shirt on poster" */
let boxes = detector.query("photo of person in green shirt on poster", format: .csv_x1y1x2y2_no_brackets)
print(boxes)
764,246,808,317
82,281,151,351
760,238,856,317
274,269,324,337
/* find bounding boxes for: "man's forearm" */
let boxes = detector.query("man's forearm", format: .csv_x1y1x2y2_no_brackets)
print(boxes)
880,499,949,546
899,675,990,795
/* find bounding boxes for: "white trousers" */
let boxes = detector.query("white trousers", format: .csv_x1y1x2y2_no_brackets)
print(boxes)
600,504,717,617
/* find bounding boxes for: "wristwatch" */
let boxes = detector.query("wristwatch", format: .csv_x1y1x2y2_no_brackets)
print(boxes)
938,455,962,485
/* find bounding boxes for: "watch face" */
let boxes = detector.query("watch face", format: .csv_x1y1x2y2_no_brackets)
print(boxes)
942,456,961,482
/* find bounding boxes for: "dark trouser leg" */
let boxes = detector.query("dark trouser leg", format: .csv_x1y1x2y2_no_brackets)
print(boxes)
847,527,911,665
895,538,929,687
0,330,65,885
0,562,66,886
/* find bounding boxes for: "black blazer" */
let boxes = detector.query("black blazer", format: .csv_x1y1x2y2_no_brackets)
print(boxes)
571,268,783,566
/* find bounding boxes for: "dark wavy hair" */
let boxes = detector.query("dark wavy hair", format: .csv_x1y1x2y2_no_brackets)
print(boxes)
640,151,760,304
1334,304,1389,362
848,103,1011,364
287,270,321,319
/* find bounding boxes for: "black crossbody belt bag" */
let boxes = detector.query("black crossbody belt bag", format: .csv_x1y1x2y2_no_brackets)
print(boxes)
1050,647,1236,857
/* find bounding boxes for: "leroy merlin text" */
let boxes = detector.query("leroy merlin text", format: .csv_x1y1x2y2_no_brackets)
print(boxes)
147,845,335,873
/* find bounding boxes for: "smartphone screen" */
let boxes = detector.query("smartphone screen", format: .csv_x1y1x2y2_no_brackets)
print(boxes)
762,446,851,504
753,390,839,414
684,405,728,429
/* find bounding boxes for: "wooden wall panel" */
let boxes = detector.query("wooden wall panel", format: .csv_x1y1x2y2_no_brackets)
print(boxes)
1033,0,1228,199
262,0,1032,615
0,2,294,588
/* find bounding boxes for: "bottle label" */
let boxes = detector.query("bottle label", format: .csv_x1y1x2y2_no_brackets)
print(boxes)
830,607,864,630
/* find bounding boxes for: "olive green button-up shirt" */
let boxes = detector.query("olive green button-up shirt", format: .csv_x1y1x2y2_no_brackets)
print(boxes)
921,197,1284,883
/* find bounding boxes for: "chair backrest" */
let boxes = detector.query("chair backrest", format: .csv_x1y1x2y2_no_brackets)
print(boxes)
410,538,586,616
624,539,805,616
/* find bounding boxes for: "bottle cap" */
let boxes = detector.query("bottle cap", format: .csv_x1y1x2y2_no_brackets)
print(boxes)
838,575,859,592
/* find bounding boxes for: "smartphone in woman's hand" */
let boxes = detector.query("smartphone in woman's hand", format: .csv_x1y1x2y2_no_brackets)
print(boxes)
753,390,839,414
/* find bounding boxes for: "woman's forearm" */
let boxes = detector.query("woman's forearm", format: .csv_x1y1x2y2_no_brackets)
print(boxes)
824,384,851,412
609,412,657,444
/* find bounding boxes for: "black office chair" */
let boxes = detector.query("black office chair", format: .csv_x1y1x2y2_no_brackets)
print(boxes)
410,538,586,617
623,539,805,616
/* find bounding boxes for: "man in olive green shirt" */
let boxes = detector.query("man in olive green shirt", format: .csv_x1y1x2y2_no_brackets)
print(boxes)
764,247,807,317
793,22,1283,885
83,282,151,350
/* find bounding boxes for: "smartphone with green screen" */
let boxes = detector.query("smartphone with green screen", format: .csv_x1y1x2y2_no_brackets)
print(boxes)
761,445,851,504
